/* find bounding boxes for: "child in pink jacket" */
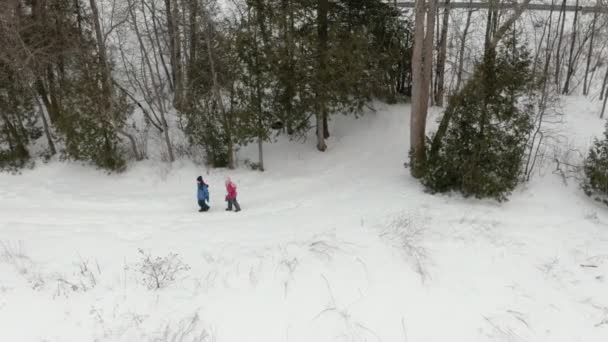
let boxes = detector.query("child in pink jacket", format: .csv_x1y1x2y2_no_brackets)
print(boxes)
225,177,241,212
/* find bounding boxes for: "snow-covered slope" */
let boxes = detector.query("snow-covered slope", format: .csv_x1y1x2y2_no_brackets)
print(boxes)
1,102,608,342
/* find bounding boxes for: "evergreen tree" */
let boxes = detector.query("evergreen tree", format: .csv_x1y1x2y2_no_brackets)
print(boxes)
583,123,608,205
423,35,535,201
0,63,38,169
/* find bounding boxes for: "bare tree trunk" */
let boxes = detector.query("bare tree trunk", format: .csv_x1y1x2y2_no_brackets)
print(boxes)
34,94,56,155
601,63,608,101
165,0,176,90
601,67,608,117
171,0,183,108
555,0,567,87
147,0,174,91
531,0,555,77
127,0,175,162
455,3,473,91
583,3,598,96
431,0,531,159
187,0,197,105
434,0,450,106
89,0,112,105
562,0,579,94
316,0,329,152
410,0,437,177
602,92,608,118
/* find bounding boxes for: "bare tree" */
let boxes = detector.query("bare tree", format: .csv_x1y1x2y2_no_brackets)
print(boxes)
409,0,437,177
554,0,567,87
602,66,608,118
455,1,474,92
119,0,175,162
434,0,450,107
562,0,580,94
584,1,600,96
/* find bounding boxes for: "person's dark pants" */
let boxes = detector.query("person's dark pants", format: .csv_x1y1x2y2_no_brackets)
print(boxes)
226,198,241,211
198,200,209,211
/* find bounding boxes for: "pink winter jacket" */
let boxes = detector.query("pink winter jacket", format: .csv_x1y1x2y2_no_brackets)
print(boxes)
225,181,237,200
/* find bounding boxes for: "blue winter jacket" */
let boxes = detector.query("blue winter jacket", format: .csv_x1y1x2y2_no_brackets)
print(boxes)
197,184,209,202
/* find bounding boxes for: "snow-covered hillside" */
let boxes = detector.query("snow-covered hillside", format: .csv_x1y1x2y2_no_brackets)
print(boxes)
1,102,608,342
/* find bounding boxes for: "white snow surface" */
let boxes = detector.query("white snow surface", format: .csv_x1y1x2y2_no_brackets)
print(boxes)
2,102,608,342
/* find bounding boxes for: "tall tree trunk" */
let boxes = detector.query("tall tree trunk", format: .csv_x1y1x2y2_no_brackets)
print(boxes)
165,0,177,90
92,0,145,161
410,0,437,177
434,0,450,106
187,0,198,105
531,0,554,77
601,62,608,101
455,2,473,92
602,69,608,118
316,0,329,152
34,94,56,156
555,0,567,87
171,0,183,108
601,64,608,110
602,89,608,119
431,0,531,159
583,3,598,96
128,0,174,161
281,0,295,135
89,0,113,108
148,0,174,92
562,0,579,94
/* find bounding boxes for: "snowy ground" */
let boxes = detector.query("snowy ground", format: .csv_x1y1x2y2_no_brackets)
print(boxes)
1,102,608,342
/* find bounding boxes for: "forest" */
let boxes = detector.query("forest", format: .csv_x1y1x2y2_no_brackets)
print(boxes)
2,0,608,200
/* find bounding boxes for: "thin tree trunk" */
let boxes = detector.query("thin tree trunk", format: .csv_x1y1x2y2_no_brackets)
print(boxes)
431,0,531,159
562,0,579,94
555,0,567,87
187,0,198,104
146,0,174,91
602,71,608,118
35,94,56,155
531,0,554,78
316,0,329,152
600,68,608,119
171,0,183,108
165,0,177,88
456,2,473,91
92,0,144,160
601,62,608,101
583,3,598,96
128,0,175,162
90,0,113,107
434,0,450,106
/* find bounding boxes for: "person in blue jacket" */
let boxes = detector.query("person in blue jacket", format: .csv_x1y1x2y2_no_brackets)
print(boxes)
197,176,210,212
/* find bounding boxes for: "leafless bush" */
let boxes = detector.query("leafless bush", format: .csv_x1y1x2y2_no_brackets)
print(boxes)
380,215,428,281
153,314,212,342
552,144,585,185
75,257,102,290
53,257,103,297
134,249,190,290
0,241,45,290
523,92,564,181
313,275,382,342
